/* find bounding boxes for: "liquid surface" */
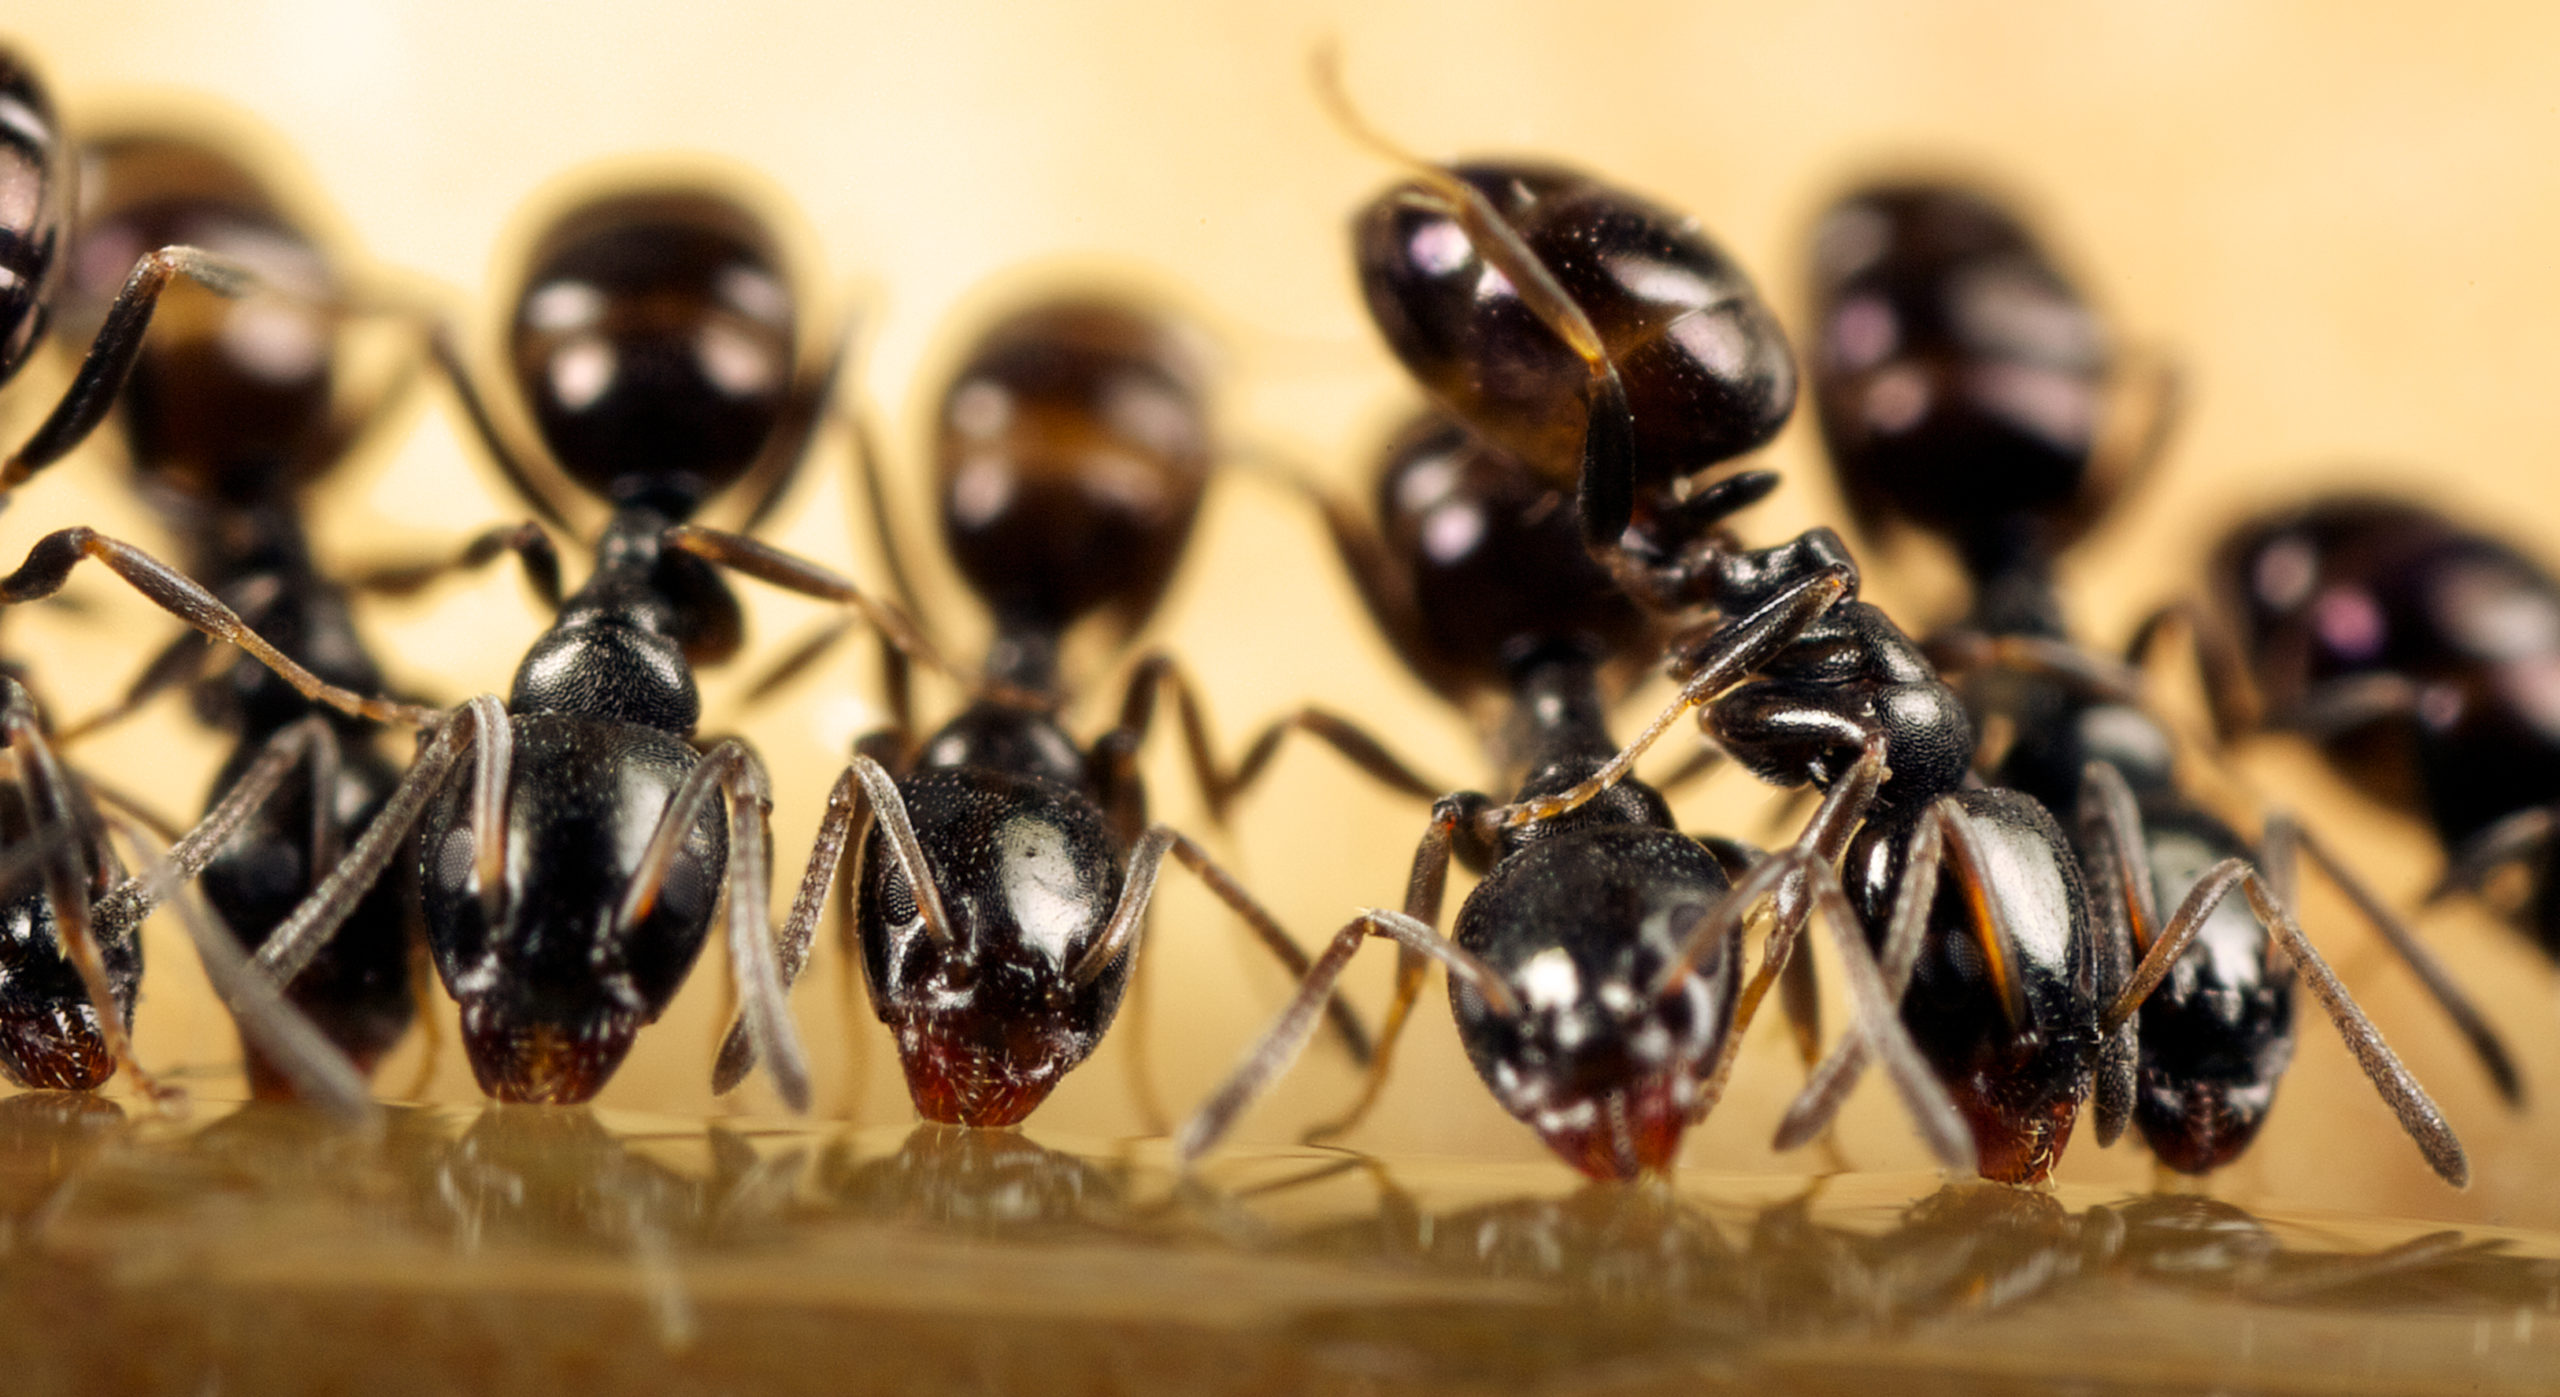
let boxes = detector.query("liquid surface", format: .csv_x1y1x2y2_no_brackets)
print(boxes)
2,1093,2553,1395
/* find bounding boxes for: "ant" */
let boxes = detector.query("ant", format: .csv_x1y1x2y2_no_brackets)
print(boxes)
0,181,935,1108
0,123,473,1100
709,292,1375,1127
1182,59,2163,1182
2207,497,2560,971
1785,180,2493,1185
1174,409,1969,1179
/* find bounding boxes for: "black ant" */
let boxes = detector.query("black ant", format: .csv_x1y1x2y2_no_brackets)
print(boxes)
0,123,483,1101
1181,60,2180,1182
1787,180,2492,1185
0,181,935,1108
2208,497,2560,969
708,292,1374,1127
1174,409,1969,1179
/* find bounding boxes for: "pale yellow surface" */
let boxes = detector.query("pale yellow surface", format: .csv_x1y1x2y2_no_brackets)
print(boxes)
4,0,2559,1233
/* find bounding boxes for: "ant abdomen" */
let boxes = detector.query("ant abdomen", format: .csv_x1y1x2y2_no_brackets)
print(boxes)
1451,823,1737,1179
510,190,798,513
1808,183,2112,569
857,766,1130,1128
1367,411,1657,705
1844,787,2097,1184
1354,161,1795,502
419,715,727,1104
65,131,339,505
935,297,1212,640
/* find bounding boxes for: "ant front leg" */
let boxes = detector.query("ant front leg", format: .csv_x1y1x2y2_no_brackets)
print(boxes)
613,740,810,1113
2102,848,2470,1186
1,245,257,488
2076,761,2161,1145
711,760,877,1095
344,520,564,612
2421,805,2555,911
1175,903,1518,1167
0,529,441,729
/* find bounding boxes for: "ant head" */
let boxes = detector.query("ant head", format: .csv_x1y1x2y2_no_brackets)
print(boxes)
1450,827,1738,1180
856,769,1130,1128
934,295,1213,641
1808,183,2120,580
510,187,797,519
1352,160,1795,520
0,49,67,387
66,129,344,506
1367,412,1659,707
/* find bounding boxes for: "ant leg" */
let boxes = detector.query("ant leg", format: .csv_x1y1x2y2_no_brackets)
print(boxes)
2237,871,2469,1187
841,377,936,642
1766,809,1950,1151
730,315,851,536
0,692,164,1107
660,525,991,703
1066,824,1374,1065
254,704,481,983
0,529,441,728
712,765,872,1094
2095,851,2471,1185
1791,854,1976,1171
2124,598,2261,742
89,716,331,933
1,246,255,487
1175,906,1515,1165
2078,762,2161,1144
2088,345,2184,527
609,739,809,1111
2423,805,2554,907
1300,795,1473,1144
55,626,220,743
1925,628,2146,705
344,521,564,612
2275,815,2524,1105
106,827,377,1126
1494,565,1856,830
1097,651,1444,831
423,322,581,531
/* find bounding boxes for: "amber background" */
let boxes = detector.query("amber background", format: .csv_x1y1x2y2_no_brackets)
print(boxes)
6,1,2559,1228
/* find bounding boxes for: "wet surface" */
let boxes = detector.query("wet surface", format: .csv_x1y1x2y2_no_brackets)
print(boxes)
0,1092,2553,1395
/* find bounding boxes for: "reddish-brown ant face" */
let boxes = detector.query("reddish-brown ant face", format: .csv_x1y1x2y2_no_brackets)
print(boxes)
934,296,1212,639
857,770,1130,1128
510,189,797,516
1353,160,1796,513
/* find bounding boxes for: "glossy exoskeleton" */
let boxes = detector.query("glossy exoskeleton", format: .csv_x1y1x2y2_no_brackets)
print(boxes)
0,183,926,1108
2212,496,2560,963
0,45,265,486
713,294,1370,1127
1800,182,2486,1185
35,127,433,1098
1246,77,2077,1177
1178,415,1972,1179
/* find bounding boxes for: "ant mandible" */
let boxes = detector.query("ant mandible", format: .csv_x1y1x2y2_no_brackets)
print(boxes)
1783,181,2489,1185
0,181,936,1108
712,292,1375,1127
